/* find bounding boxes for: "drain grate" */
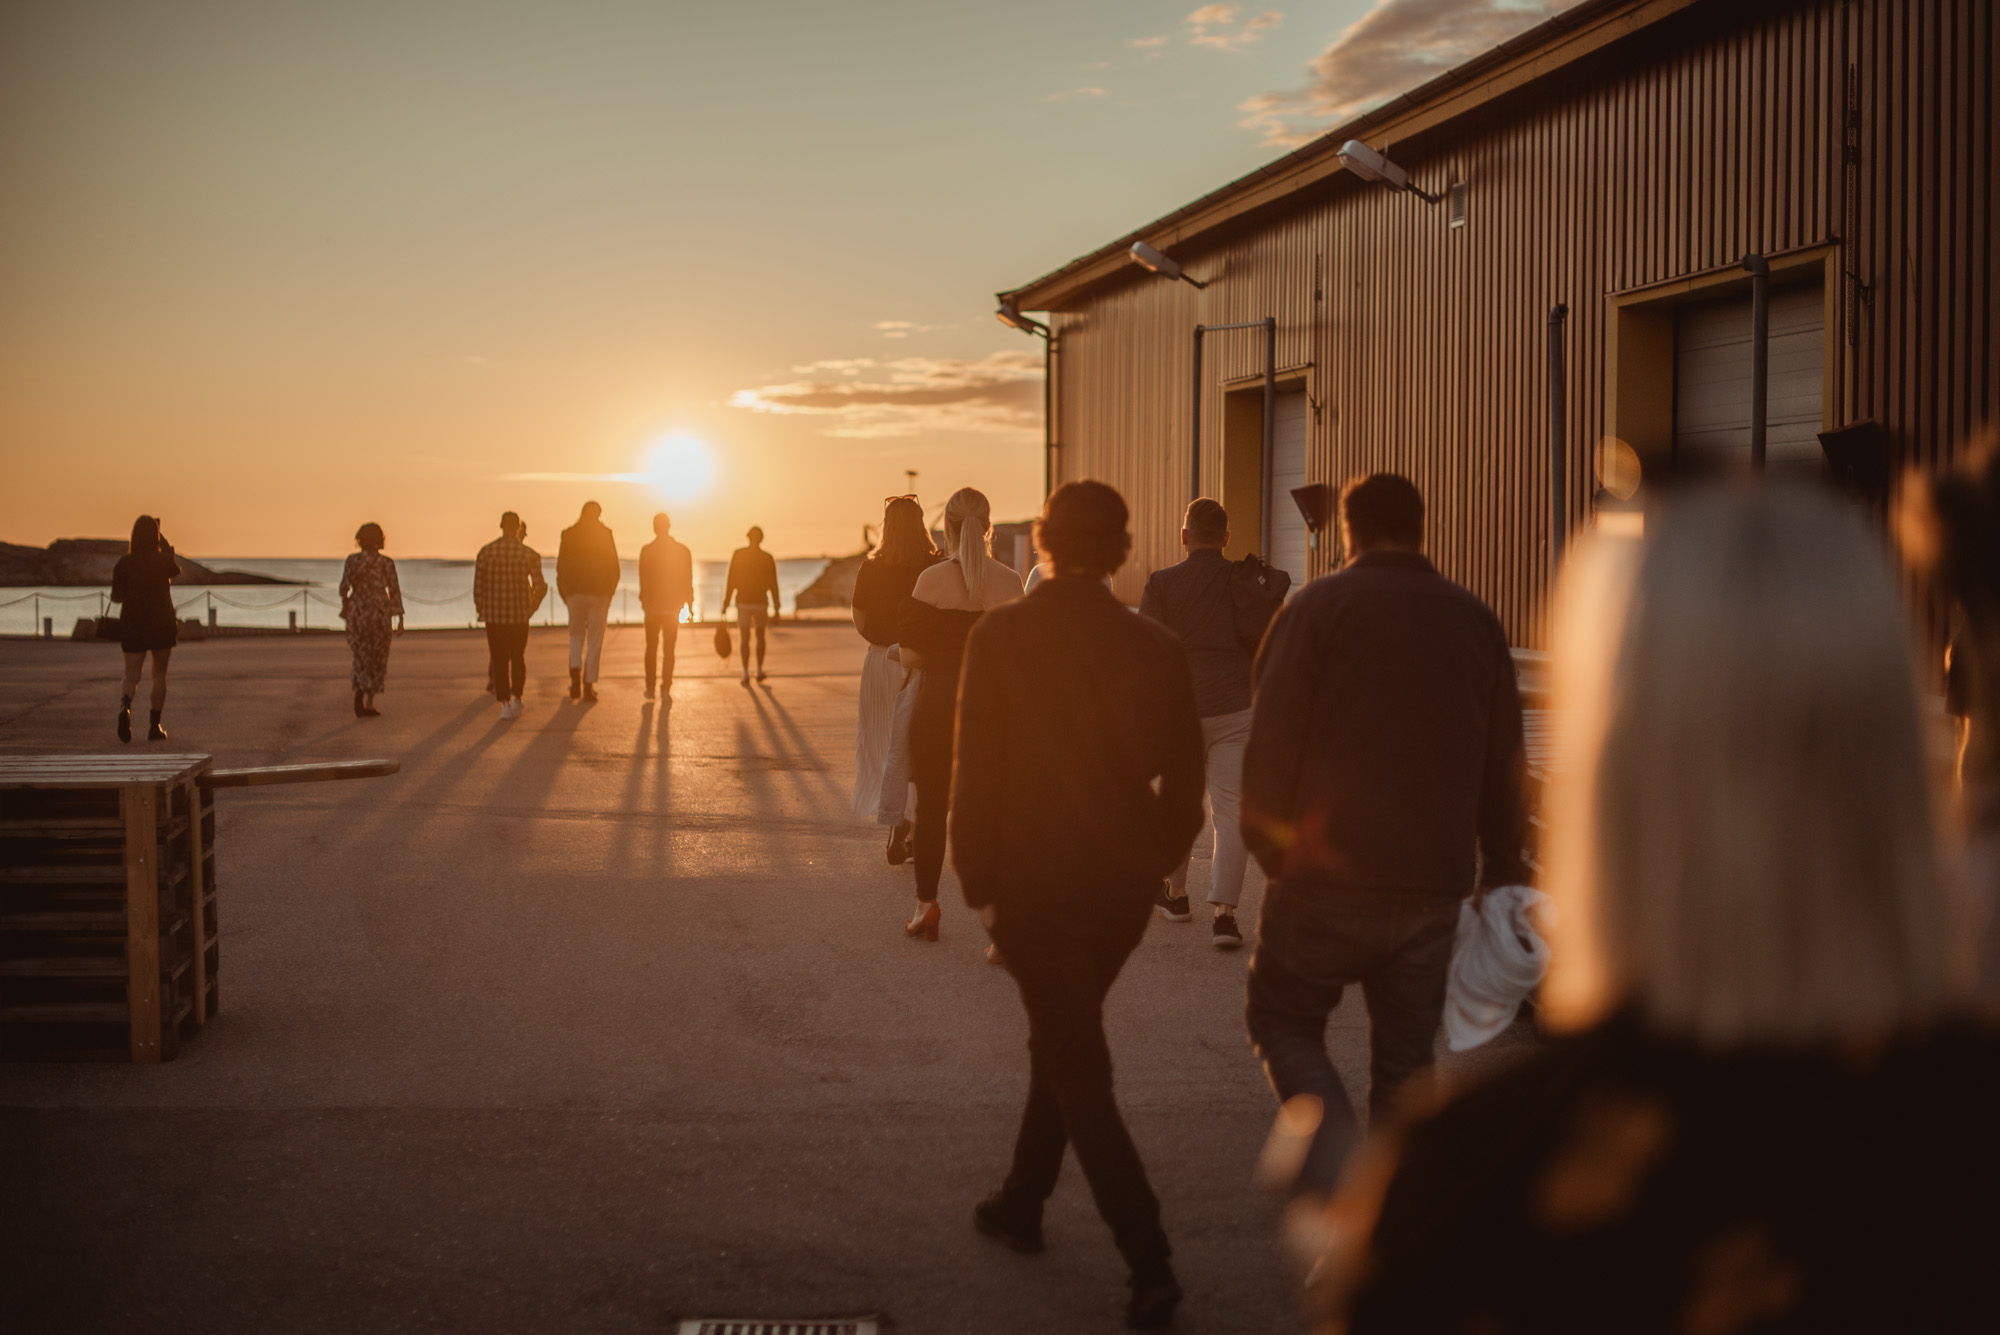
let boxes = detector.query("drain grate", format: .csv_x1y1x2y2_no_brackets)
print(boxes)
675,1321,878,1335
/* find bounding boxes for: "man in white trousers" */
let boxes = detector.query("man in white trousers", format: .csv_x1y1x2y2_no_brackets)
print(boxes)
556,500,620,703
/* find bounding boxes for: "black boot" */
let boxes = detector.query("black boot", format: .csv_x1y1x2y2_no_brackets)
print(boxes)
569,667,582,699
1126,1262,1182,1330
147,709,166,742
354,689,366,718
117,695,133,743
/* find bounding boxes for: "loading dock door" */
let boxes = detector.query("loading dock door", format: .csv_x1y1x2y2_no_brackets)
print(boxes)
1673,284,1825,471
1269,389,1310,583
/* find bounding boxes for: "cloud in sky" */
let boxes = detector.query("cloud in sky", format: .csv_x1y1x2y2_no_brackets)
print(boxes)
730,352,1043,440
1238,0,1562,146
1130,34,1171,49
1186,5,1283,52
872,320,947,339
1045,86,1110,102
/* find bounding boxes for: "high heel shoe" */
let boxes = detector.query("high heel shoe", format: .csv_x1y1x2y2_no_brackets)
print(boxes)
903,900,940,942
146,710,166,742
886,819,913,866
117,696,133,743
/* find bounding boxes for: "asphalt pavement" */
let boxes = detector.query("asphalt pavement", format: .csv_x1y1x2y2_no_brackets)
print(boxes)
0,624,1522,1334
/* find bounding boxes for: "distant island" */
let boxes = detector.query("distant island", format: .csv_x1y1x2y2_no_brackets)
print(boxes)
0,539,301,587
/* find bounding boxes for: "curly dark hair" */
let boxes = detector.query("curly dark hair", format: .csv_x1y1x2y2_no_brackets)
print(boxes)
1035,480,1131,577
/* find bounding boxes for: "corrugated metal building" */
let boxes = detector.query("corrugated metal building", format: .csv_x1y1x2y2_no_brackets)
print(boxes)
999,0,1996,646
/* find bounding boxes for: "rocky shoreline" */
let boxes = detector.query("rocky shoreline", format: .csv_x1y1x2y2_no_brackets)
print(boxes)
0,539,299,586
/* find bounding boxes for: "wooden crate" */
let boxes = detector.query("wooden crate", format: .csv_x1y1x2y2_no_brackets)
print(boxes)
0,755,217,1062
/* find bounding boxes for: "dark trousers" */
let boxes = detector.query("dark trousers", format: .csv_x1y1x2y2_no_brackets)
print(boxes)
1245,884,1459,1194
485,623,529,701
643,613,680,690
989,906,1170,1272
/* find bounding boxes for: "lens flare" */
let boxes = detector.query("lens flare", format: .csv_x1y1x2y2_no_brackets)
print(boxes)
643,435,717,504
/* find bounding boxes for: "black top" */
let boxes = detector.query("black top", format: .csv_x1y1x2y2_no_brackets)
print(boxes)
853,554,939,647
109,548,181,652
1242,549,1529,896
1339,1012,2000,1333
556,519,620,599
1139,547,1253,717
898,593,982,725
951,575,1207,922
638,535,693,615
725,546,781,613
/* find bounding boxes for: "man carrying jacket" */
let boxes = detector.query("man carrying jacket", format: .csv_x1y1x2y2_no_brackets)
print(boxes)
952,480,1206,1330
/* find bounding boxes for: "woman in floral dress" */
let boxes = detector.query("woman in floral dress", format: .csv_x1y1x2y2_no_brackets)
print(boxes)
340,522,404,717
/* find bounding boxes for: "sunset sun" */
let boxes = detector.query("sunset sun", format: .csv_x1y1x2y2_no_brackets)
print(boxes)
641,434,716,504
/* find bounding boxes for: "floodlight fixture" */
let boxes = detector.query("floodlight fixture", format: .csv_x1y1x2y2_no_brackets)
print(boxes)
994,300,1051,338
1337,140,1439,205
1129,241,1208,289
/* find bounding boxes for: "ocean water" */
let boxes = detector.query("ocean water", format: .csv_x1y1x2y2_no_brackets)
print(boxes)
0,555,833,637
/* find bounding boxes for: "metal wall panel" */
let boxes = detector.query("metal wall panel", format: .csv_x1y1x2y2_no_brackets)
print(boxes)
1045,0,1997,643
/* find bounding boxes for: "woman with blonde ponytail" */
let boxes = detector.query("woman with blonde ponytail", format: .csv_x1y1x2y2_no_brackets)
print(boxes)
895,487,1026,940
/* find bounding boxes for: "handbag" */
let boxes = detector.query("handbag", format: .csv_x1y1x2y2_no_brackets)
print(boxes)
713,622,732,658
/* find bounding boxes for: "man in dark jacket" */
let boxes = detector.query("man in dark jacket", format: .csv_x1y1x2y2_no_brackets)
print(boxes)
953,480,1206,1331
556,501,620,702
1241,473,1530,1196
1139,497,1256,948
638,512,694,701
723,525,781,685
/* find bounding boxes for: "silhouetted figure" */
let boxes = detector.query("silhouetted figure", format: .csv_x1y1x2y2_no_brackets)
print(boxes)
1315,485,1998,1334
724,525,781,685
473,511,547,721
852,495,940,853
952,480,1205,1330
557,501,619,702
897,487,1024,941
109,515,179,742
1242,474,1529,1194
340,522,404,718
639,512,693,701
1140,498,1255,949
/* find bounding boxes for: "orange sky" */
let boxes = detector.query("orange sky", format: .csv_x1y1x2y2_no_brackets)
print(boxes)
0,1,1536,558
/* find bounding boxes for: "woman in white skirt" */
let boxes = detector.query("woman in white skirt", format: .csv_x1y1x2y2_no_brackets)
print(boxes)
852,496,941,858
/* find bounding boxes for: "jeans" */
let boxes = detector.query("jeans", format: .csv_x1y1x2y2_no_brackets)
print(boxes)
1245,884,1460,1193
643,613,680,691
1168,707,1254,907
989,906,1171,1272
484,623,529,702
565,593,610,682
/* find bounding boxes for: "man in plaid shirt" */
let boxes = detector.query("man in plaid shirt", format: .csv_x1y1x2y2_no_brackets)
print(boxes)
474,511,547,720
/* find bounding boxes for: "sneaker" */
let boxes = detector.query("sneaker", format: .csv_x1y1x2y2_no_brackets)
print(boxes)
1211,912,1243,950
510,696,524,718
755,670,768,683
582,681,598,702
973,1194,1044,1254
1154,883,1191,922
1126,1264,1183,1330
643,684,656,700
740,671,751,686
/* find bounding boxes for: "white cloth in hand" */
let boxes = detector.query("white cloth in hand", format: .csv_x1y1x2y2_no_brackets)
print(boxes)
1444,885,1550,1052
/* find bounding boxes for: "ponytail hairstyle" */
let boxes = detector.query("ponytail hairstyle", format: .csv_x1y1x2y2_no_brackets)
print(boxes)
943,487,993,608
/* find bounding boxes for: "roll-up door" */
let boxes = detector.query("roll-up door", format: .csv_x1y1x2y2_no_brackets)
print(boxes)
1673,284,1825,470
1268,389,1310,585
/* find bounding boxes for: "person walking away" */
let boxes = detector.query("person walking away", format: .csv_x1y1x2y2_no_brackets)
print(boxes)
109,515,180,742
638,512,694,701
1310,484,2000,1333
557,501,619,702
953,481,1206,1329
724,526,781,685
1140,498,1257,949
340,522,404,718
852,495,940,850
473,511,547,720
897,486,1025,941
1241,473,1529,1196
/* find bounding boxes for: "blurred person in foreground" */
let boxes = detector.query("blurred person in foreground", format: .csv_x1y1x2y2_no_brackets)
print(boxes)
952,480,1205,1329
724,525,781,685
473,511,547,721
851,495,940,854
1140,497,1256,949
1305,484,1999,1333
1904,430,2000,1009
110,514,181,742
1242,473,1530,1194
339,522,404,718
557,501,619,702
897,486,1024,941
638,512,694,702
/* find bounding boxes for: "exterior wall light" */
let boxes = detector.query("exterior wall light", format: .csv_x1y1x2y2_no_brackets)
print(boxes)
1337,140,1439,205
1129,241,1209,289
995,301,1050,339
